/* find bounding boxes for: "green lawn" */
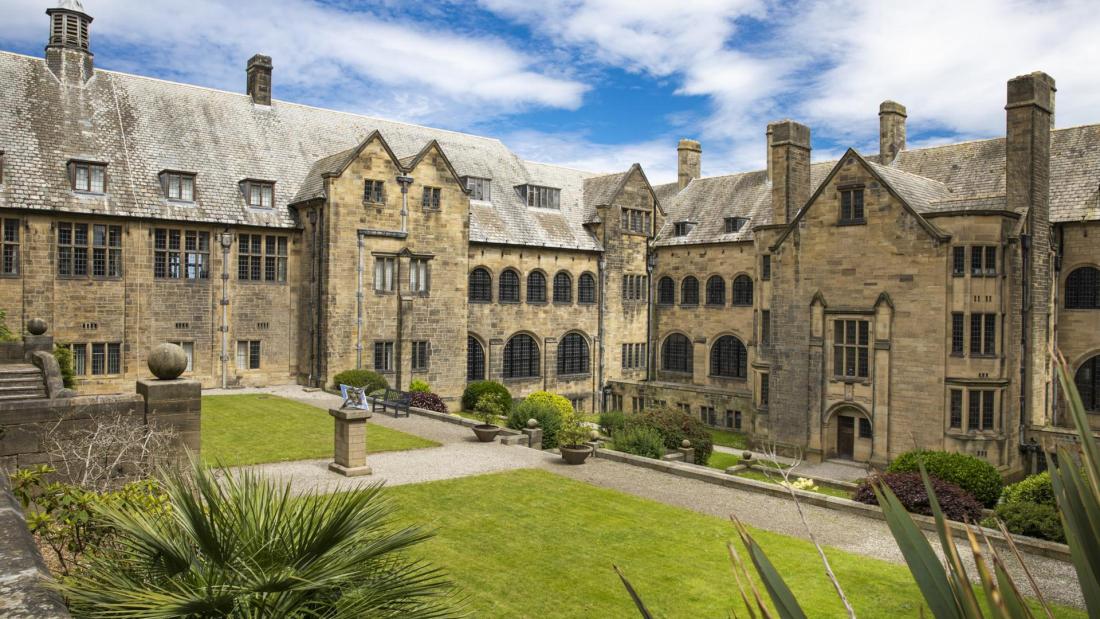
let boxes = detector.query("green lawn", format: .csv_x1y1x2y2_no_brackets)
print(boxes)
708,427,749,449
733,468,852,499
707,451,743,470
389,469,1081,618
202,394,440,466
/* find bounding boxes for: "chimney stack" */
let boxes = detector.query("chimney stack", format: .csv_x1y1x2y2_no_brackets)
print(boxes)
1006,71,1056,426
878,100,907,164
247,54,274,106
45,0,94,84
768,120,811,226
677,139,701,190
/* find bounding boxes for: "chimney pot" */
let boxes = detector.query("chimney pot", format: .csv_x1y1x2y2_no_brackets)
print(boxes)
677,138,701,190
878,100,907,164
247,54,274,106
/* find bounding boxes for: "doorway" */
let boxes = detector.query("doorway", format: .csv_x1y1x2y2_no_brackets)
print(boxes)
836,415,855,459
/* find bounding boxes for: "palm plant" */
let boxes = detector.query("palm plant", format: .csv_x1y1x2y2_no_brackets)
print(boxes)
618,350,1100,618
59,460,461,618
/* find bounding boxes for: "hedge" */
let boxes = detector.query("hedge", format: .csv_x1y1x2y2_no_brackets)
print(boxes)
1000,471,1055,507
887,450,1003,507
506,399,562,449
522,391,573,417
854,472,983,522
461,381,512,413
332,369,388,393
989,501,1065,543
625,407,713,464
409,392,447,413
599,410,627,437
615,425,665,459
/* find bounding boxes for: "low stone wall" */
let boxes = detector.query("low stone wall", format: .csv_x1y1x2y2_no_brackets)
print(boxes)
0,475,70,618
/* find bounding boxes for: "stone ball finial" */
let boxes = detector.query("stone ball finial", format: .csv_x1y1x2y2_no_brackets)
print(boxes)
742,451,753,461
148,343,188,380
589,429,600,440
26,318,48,336
681,439,692,448
527,418,539,428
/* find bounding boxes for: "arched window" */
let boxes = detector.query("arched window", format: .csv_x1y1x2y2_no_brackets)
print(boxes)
706,276,725,306
468,268,491,302
1076,355,1100,412
662,333,693,373
503,334,540,379
557,333,590,375
467,335,485,381
527,271,547,303
578,273,597,304
1066,267,1100,309
710,336,747,378
499,269,520,303
681,276,699,305
657,277,675,305
553,271,572,303
732,275,753,306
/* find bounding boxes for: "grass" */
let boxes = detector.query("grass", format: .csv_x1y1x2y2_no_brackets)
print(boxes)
201,394,439,466
708,427,749,449
388,469,1082,618
735,469,853,499
707,451,743,470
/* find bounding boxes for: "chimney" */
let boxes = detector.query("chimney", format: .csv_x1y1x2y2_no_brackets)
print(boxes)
247,54,274,106
878,100,907,164
1006,71,1056,426
677,139,701,190
768,120,811,226
45,0,94,85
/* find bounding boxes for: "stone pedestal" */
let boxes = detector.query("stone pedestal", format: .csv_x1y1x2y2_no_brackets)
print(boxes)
329,408,372,477
22,334,53,359
137,379,201,455
521,427,543,450
677,446,695,464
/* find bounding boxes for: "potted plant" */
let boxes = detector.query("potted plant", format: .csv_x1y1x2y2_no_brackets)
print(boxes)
471,393,504,442
557,411,592,465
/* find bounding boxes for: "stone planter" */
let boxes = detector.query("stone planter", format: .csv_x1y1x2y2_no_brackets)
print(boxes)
472,424,500,442
560,445,592,465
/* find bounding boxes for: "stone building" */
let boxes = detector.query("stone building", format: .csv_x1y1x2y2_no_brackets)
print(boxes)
1,2,1096,474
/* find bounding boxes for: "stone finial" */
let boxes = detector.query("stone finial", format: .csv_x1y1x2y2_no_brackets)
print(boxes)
147,343,188,380
589,429,601,440
527,418,539,428
681,439,692,448
26,318,47,336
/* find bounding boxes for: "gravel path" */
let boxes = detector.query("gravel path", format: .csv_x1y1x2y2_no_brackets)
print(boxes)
208,385,1083,610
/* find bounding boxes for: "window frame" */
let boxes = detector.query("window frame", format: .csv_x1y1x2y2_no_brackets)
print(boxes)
952,246,966,277
1,218,19,276
238,234,288,283
236,340,261,370
468,267,492,303
761,255,771,281
420,186,441,209
1075,355,1099,412
521,185,561,209
710,335,747,379
553,271,573,304
411,340,430,372
839,187,865,224
968,312,997,357
466,335,485,381
705,275,726,306
1066,267,1100,309
409,257,430,294
661,333,693,374
503,334,540,379
57,222,123,279
65,342,122,376
731,275,753,306
464,177,492,202
657,276,675,306
160,170,196,202
578,272,597,304
154,228,210,280
364,180,385,204
680,276,699,306
557,332,590,377
241,179,274,208
499,269,520,303
373,340,395,373
526,271,547,304
373,255,396,293
69,160,107,194
832,319,870,379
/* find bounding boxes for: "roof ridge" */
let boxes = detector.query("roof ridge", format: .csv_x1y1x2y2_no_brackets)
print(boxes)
523,159,603,176
867,158,949,188
0,49,511,147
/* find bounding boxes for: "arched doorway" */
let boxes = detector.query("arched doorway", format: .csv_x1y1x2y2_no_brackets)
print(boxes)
827,405,872,461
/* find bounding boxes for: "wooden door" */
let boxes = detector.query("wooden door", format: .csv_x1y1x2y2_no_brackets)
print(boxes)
837,416,855,459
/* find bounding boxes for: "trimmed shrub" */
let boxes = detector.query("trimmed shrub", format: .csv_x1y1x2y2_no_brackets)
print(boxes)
625,407,713,464
332,369,388,393
853,472,983,522
461,381,512,413
1001,471,1055,507
522,391,573,418
615,425,664,459
54,343,75,388
408,392,447,413
368,388,385,398
988,501,1065,543
887,450,1003,507
506,399,563,449
599,410,626,437
408,379,431,394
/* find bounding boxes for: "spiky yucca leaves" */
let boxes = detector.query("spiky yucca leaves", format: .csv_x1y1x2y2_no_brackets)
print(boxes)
58,461,461,618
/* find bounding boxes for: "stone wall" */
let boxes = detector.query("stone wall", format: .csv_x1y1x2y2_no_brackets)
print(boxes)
0,475,70,618
1054,220,1100,431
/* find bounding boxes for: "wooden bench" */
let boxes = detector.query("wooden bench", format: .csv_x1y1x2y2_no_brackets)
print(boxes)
371,388,411,418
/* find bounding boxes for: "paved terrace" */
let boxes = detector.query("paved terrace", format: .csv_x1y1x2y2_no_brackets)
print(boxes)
209,385,1083,610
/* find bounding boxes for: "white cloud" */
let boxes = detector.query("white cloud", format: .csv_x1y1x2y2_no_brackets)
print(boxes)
502,128,678,181
0,0,588,124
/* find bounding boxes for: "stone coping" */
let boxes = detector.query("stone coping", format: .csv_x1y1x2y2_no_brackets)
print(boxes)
594,447,1071,562
0,477,71,618
402,406,529,445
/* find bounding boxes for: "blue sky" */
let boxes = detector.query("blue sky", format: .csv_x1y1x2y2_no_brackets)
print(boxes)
3,0,1099,182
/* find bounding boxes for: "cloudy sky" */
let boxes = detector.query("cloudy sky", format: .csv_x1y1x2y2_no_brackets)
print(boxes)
3,0,1098,182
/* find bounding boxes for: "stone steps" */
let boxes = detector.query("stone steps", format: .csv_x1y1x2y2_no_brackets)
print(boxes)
0,363,47,400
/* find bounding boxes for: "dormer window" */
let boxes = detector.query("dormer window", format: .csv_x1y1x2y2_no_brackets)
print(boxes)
518,184,561,209
69,161,106,194
673,221,695,237
241,179,274,208
160,171,196,202
724,217,747,233
464,176,491,201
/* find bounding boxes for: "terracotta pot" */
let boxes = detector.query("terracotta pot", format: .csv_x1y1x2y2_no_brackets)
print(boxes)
559,445,592,465
472,424,500,442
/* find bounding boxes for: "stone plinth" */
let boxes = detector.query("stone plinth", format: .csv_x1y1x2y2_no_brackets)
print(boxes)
521,427,543,450
329,408,372,477
136,379,201,455
677,446,695,465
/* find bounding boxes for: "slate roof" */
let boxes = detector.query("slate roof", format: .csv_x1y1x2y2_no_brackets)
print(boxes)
0,51,605,249
656,123,1100,246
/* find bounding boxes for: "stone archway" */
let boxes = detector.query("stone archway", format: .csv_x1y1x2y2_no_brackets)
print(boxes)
825,405,872,462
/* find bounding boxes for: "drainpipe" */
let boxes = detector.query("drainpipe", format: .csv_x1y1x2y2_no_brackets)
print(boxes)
646,252,657,382
395,174,413,389
397,175,413,234
356,233,364,369
218,231,233,389
597,254,606,411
